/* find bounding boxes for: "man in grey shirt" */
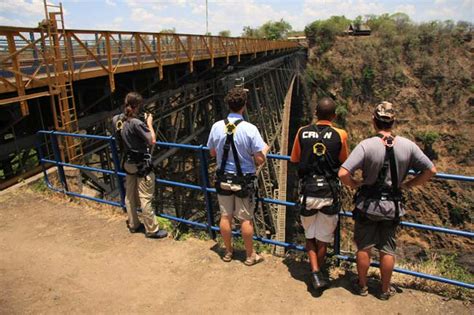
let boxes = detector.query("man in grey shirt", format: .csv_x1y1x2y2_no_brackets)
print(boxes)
338,101,436,300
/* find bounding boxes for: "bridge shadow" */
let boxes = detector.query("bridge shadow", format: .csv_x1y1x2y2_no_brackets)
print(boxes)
282,257,405,298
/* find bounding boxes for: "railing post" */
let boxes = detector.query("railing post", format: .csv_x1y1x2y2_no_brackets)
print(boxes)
109,137,126,211
50,132,69,192
198,146,216,239
334,214,341,266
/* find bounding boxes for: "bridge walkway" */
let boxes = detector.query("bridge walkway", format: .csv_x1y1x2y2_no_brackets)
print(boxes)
0,26,299,96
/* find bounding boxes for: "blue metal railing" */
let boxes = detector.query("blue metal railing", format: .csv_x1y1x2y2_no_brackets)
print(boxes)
36,130,474,290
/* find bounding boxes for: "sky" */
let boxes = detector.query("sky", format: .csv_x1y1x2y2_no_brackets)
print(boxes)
0,0,473,36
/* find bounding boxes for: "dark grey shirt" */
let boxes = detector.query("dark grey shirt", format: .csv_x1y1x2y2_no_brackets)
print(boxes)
112,115,152,153
342,136,434,186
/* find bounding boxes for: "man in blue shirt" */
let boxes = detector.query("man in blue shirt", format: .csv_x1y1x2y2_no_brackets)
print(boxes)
207,87,269,265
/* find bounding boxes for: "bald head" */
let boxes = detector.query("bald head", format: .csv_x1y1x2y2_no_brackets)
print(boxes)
316,97,336,121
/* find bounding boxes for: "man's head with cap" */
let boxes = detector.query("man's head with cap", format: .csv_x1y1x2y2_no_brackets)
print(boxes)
373,101,395,130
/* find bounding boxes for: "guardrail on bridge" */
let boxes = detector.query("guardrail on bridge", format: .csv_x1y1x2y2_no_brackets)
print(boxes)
36,130,474,290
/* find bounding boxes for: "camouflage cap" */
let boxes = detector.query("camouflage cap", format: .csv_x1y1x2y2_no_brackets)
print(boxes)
374,101,395,122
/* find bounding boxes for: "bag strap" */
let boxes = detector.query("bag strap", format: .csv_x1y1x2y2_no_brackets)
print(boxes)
219,118,244,176
377,134,401,221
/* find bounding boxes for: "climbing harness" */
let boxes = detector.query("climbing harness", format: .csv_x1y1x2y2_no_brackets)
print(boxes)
353,134,403,224
115,114,153,177
215,118,256,199
299,125,341,217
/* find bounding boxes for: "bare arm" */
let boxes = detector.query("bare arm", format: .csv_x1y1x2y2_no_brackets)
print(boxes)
338,167,363,189
401,166,437,189
146,113,156,145
209,148,217,157
254,144,270,166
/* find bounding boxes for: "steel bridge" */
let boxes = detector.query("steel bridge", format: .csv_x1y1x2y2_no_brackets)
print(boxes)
0,2,304,248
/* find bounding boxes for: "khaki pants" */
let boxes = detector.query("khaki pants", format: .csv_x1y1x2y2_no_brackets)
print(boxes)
125,168,159,234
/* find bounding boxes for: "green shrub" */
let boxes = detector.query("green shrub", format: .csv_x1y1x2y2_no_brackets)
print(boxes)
449,207,465,226
335,101,349,127
416,131,440,147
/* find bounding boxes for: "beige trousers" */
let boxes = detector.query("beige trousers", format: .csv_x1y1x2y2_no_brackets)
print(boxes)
124,168,159,234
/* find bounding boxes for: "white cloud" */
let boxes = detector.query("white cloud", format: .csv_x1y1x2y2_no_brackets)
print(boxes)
303,0,386,20
0,0,44,16
95,16,124,31
105,0,117,7
130,8,155,22
395,4,416,16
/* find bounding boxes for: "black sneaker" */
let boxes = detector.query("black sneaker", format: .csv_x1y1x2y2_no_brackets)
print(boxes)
126,220,144,233
311,271,328,290
145,230,168,239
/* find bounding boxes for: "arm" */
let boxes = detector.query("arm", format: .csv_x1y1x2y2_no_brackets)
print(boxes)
401,166,437,189
210,148,217,157
289,130,301,164
145,113,156,145
254,144,269,166
338,167,363,189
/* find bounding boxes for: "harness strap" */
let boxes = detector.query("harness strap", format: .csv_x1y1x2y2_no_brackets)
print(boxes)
218,118,244,176
387,140,400,220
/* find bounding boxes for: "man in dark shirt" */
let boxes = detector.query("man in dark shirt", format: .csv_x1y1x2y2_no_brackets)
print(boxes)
113,92,167,239
290,97,349,290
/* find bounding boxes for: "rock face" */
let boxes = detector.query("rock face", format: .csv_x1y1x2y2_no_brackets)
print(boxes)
304,26,473,261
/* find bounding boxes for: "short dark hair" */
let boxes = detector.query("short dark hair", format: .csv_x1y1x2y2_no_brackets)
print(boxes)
373,117,394,130
315,97,336,120
224,87,247,112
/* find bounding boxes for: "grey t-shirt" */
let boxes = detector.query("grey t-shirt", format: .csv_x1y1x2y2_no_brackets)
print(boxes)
112,115,152,153
341,136,434,186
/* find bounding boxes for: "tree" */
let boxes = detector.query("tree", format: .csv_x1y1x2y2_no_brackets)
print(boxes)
260,19,292,40
218,30,231,37
242,26,263,38
160,28,176,34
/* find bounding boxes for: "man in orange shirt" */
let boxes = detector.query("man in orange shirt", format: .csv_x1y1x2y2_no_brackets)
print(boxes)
290,97,349,290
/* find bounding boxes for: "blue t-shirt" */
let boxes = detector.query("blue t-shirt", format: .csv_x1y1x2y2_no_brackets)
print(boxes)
207,113,266,174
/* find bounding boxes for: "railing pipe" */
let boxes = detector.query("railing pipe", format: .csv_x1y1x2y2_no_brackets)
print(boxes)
35,131,474,290
336,255,474,290
50,133,68,191
198,146,216,239
109,137,126,210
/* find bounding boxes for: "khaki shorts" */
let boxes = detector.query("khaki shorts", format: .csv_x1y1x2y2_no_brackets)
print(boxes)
217,194,255,221
354,217,398,256
300,212,339,243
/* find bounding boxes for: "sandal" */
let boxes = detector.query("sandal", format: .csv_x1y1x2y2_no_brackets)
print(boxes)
222,251,233,262
244,253,264,266
378,286,396,301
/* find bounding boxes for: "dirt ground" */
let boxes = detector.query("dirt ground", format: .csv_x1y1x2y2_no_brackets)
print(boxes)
0,188,472,314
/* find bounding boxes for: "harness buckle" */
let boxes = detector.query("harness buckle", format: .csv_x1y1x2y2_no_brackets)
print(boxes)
313,142,327,156
225,123,237,135
382,135,394,147
115,119,124,131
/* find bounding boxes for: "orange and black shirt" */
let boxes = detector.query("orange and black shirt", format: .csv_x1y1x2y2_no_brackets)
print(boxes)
290,120,349,178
